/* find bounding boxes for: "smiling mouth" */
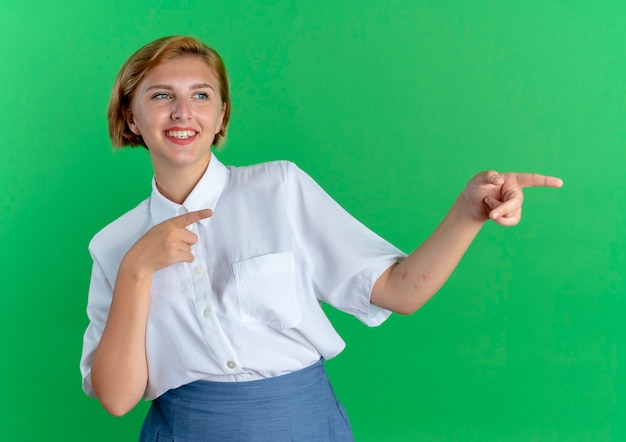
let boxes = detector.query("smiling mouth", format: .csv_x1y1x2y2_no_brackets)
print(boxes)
166,130,197,139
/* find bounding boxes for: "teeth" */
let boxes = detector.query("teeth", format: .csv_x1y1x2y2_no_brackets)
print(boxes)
166,130,196,139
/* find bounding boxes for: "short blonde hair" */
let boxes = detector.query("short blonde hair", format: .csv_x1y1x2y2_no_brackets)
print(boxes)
108,36,231,148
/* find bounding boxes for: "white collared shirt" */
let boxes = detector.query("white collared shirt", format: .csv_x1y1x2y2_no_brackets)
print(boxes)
80,156,406,400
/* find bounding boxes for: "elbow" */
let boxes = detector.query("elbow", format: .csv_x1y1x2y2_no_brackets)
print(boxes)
90,367,146,417
99,395,139,417
387,288,438,315
392,303,423,316
373,296,426,316
388,295,432,315
92,381,142,417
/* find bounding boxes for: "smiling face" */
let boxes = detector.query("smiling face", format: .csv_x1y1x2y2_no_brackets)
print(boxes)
126,55,226,182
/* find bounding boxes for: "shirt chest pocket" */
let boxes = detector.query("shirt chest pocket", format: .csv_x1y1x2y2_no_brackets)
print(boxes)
232,252,301,329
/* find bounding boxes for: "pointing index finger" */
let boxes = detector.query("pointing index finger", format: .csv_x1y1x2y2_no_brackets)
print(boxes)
514,173,564,189
173,209,213,227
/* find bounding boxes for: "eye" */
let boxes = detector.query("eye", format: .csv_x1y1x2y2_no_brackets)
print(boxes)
152,93,171,99
193,92,209,99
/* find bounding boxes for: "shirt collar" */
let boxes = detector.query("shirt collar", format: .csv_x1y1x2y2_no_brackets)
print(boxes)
149,154,229,226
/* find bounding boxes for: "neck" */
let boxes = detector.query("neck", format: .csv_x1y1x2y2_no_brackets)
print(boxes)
153,155,211,204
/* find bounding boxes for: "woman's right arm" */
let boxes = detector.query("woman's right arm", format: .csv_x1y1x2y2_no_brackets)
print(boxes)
90,209,212,416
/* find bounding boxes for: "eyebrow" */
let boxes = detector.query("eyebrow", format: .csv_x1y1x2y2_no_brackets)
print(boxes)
145,83,216,92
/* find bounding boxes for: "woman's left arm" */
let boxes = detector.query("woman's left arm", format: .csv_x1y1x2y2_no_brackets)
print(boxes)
370,171,563,315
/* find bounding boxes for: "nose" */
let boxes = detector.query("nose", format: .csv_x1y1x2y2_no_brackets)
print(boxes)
171,98,191,120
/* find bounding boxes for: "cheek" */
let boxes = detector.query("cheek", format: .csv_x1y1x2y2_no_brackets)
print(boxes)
133,108,165,134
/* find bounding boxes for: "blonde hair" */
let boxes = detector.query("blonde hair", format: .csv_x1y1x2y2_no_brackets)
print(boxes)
107,36,231,148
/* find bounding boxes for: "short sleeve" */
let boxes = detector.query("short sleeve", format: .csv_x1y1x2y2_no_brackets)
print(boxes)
286,163,407,325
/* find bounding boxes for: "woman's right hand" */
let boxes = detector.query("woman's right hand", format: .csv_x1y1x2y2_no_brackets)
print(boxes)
122,209,213,277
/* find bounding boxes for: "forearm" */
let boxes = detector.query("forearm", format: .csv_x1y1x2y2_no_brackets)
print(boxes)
90,263,152,416
371,193,485,314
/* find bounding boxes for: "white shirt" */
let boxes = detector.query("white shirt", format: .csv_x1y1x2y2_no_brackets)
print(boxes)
80,156,406,400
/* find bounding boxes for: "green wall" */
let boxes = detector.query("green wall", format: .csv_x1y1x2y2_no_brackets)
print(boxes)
2,1,624,440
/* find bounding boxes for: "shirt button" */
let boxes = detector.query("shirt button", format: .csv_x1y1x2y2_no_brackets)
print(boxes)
226,361,236,369
203,308,212,318
193,266,202,275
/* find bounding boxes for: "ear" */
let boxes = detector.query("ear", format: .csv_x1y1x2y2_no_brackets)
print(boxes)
215,102,227,134
123,106,140,135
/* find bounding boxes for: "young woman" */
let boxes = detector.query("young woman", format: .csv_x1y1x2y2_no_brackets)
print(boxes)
80,36,563,441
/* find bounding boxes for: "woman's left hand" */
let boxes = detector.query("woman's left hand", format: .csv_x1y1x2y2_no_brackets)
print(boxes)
463,171,563,226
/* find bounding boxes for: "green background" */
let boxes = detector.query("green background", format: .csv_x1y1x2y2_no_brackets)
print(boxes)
2,1,624,440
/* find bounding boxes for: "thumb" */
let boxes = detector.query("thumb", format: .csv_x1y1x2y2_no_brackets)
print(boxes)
472,170,503,187
484,170,504,186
